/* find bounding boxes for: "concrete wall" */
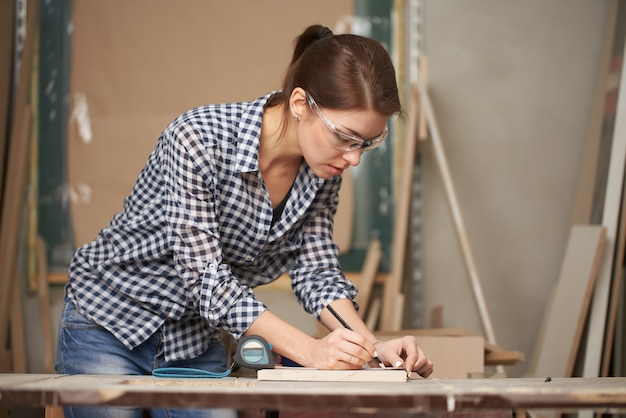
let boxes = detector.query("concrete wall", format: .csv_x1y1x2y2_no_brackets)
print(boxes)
420,0,611,376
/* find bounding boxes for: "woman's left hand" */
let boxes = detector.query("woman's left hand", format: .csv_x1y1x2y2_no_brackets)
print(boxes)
371,336,433,378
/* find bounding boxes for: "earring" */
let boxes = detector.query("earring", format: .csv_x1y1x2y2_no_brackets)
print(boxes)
293,114,299,121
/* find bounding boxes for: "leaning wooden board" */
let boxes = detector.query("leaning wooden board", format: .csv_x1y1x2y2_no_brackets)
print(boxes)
526,225,606,379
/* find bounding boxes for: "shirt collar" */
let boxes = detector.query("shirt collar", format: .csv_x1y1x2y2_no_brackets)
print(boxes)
235,92,274,174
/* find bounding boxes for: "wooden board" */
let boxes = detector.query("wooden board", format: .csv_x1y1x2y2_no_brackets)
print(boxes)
333,168,354,255
582,16,626,379
526,225,606,379
601,164,626,376
1,374,626,413
371,334,484,378
354,238,381,319
257,367,408,382
0,0,14,199
380,86,419,331
570,0,618,225
375,328,524,367
0,106,31,358
0,0,36,359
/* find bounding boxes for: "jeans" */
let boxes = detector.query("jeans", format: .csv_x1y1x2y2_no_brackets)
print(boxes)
56,299,237,418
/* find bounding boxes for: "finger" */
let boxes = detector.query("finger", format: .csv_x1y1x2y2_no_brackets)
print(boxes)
412,359,433,378
334,332,375,364
410,349,433,378
342,344,372,365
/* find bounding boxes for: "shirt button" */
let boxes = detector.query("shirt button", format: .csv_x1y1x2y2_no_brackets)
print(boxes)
208,263,217,273
245,256,253,262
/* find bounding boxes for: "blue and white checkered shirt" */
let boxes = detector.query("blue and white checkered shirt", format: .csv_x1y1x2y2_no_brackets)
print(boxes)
67,93,358,362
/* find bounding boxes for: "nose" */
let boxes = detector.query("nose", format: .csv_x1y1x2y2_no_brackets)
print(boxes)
342,149,363,166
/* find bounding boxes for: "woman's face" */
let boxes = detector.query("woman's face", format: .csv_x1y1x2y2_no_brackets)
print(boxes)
297,102,388,179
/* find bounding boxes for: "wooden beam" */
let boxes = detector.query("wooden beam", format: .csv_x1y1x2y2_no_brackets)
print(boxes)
0,0,37,357
355,238,382,320
37,237,55,374
380,85,419,331
0,106,31,353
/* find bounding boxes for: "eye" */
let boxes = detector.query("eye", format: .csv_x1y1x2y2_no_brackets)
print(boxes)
361,140,374,150
335,131,364,149
333,131,350,143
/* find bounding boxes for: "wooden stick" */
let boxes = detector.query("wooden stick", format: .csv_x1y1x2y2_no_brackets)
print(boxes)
365,297,381,330
380,86,419,331
37,236,55,374
417,57,429,142
10,276,26,373
0,106,31,353
416,82,498,347
355,238,382,320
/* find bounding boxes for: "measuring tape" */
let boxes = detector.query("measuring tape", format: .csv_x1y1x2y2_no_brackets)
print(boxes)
152,335,275,378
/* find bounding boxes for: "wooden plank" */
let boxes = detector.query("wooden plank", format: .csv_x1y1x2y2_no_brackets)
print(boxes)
354,238,381,319
380,86,419,331
375,328,524,366
333,168,354,255
582,21,626,379
570,0,618,225
2,374,625,412
257,367,408,383
526,225,606,379
0,106,31,355
364,296,381,330
601,162,626,376
37,236,55,374
0,0,36,357
10,280,26,373
0,0,15,202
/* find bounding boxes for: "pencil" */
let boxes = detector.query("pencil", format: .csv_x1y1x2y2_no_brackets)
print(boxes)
324,302,385,369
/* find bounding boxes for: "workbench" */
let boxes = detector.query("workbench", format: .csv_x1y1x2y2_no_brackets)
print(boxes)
1,374,625,416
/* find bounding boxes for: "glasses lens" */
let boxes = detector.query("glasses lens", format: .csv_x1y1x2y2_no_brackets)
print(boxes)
307,91,388,152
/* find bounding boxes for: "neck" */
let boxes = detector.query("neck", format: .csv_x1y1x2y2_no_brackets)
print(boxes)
260,105,302,169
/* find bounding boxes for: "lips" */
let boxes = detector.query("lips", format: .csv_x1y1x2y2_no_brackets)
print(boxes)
328,165,344,176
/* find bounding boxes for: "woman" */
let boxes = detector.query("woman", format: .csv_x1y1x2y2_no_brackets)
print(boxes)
56,24,433,418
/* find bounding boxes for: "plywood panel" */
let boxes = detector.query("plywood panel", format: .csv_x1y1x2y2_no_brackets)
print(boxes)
68,0,354,246
526,225,605,379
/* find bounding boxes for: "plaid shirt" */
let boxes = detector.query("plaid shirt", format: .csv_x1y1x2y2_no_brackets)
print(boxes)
67,93,357,362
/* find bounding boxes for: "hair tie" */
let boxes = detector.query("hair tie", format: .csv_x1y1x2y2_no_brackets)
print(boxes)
319,26,333,39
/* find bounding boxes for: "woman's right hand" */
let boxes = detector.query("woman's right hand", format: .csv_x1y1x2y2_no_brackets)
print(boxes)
308,328,376,369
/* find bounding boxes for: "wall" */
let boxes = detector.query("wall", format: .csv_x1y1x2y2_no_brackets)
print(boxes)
420,0,611,376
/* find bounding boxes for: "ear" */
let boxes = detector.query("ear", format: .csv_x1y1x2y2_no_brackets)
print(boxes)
288,87,308,120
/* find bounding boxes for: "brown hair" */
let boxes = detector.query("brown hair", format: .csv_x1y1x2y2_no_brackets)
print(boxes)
267,25,402,131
